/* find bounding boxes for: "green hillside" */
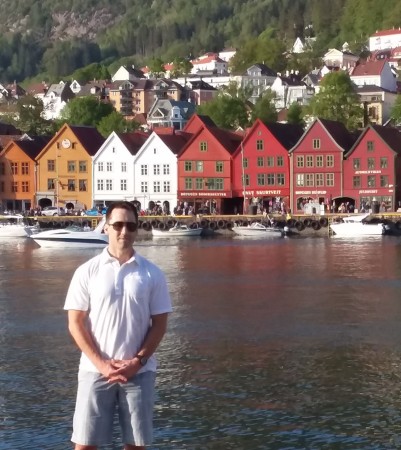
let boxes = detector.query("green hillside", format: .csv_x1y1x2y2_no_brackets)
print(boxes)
0,0,401,83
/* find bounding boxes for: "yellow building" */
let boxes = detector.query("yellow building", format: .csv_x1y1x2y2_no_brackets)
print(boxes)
35,124,104,210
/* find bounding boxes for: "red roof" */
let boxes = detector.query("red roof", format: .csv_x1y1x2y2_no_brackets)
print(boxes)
351,60,386,76
372,29,401,37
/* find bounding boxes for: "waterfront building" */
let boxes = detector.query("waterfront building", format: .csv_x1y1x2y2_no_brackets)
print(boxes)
92,131,149,208
343,125,401,212
231,120,304,214
35,124,104,211
0,136,51,212
289,118,357,213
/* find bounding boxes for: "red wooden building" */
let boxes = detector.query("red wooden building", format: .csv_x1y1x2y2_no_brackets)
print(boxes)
290,118,357,213
343,125,401,212
177,117,243,214
231,120,303,214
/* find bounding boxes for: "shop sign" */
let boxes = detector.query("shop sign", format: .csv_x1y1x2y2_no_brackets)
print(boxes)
295,190,327,195
243,189,283,196
355,170,381,175
358,189,378,194
180,192,228,197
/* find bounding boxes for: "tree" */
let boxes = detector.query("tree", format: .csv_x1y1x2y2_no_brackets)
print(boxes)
147,57,165,78
250,89,278,123
306,71,363,130
390,94,401,124
287,102,305,126
97,111,140,137
197,95,249,130
60,96,115,127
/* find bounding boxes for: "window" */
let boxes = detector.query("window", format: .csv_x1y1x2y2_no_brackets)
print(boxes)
380,175,389,187
163,164,170,175
257,174,266,185
184,161,192,172
316,173,324,186
163,181,170,192
367,141,374,151
200,141,207,152
48,160,56,171
256,140,264,150
243,174,250,186
141,181,148,193
141,165,148,176
79,179,87,191
21,181,28,192
296,156,304,168
353,176,361,188
316,155,323,167
79,161,87,172
306,155,313,167
195,161,203,172
195,178,203,189
98,162,103,172
68,179,76,191
216,161,223,173
21,162,29,175
106,179,113,190
380,157,388,169
119,179,126,190
326,155,334,167
11,181,18,192
267,173,275,185
277,173,285,185
97,180,104,190
207,178,223,190
0,163,4,175
277,156,284,167
47,178,55,190
153,164,160,175
106,162,113,172
121,162,127,172
353,158,360,170
11,162,18,175
367,158,375,169
305,174,314,186
68,161,76,172
313,139,320,149
257,157,264,167
243,158,248,169
185,178,192,189
367,175,375,187
296,174,304,186
153,181,161,193
266,156,274,167
326,173,334,186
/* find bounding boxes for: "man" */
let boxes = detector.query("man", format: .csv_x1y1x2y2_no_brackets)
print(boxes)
64,201,172,450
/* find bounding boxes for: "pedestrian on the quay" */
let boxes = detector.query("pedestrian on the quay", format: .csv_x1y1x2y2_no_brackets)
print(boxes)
64,200,173,450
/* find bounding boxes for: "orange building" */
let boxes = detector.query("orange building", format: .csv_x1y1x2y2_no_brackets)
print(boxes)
0,136,50,212
35,124,104,210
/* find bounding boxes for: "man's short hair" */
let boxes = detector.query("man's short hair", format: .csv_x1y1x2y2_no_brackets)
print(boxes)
105,201,138,223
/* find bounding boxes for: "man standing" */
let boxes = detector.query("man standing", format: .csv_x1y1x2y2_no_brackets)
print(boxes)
64,201,172,450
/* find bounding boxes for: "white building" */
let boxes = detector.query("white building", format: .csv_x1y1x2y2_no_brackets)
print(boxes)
41,81,75,120
369,28,401,52
350,60,397,92
323,47,359,70
191,53,228,75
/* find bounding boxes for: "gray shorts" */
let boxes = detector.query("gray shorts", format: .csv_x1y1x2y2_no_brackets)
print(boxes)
72,370,156,447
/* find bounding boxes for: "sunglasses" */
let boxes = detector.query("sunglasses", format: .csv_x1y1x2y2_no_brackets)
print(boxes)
108,221,138,232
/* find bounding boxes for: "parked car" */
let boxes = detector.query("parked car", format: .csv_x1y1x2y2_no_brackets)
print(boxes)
41,206,65,216
84,207,107,216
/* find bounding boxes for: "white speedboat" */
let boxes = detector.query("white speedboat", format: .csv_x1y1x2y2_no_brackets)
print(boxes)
30,218,108,248
152,223,202,237
330,214,387,237
0,214,36,238
232,221,284,237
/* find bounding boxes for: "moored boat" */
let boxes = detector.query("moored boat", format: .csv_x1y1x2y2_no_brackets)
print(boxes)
151,223,202,237
0,214,36,238
232,221,284,237
329,213,387,237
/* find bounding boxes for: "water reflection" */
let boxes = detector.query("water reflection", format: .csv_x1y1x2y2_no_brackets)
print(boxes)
1,237,401,448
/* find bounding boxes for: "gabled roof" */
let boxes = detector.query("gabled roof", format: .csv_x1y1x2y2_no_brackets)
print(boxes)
0,122,22,135
351,60,386,76
0,135,22,150
118,132,149,156
372,29,401,37
207,127,243,155
246,63,277,77
15,136,52,159
68,126,105,156
189,80,217,90
157,131,192,155
264,122,304,150
25,81,49,96
347,124,401,157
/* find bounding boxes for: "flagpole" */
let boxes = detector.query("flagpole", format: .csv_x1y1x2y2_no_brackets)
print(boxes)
241,142,246,214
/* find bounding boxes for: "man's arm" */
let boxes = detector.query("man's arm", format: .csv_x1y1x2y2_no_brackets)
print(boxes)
68,309,123,380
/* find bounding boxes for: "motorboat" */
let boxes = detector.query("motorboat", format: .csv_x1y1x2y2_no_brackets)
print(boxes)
0,214,37,238
329,213,388,237
30,218,109,248
232,221,284,237
151,223,202,237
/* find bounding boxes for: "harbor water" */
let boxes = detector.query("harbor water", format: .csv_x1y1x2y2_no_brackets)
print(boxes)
2,235,401,449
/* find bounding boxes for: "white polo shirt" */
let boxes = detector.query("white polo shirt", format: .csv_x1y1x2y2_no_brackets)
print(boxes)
64,247,172,373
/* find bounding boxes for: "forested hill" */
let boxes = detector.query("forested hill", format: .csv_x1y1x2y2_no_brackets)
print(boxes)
1,0,401,83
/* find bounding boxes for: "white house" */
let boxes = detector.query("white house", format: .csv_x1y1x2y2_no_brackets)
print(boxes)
323,47,359,70
219,48,236,62
191,53,228,75
369,28,401,51
41,81,75,120
92,131,148,207
134,130,189,213
350,60,397,92
271,72,312,109
111,65,145,82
